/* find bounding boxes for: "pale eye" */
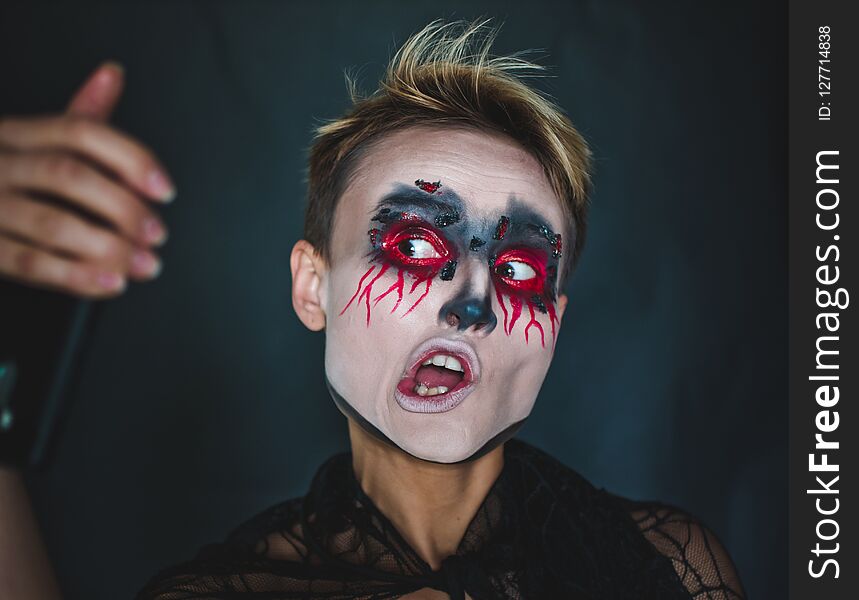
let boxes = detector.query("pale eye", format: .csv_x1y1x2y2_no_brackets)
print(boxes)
397,238,441,259
495,260,537,281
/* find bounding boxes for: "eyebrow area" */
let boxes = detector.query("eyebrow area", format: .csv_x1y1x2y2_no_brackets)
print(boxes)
493,204,560,254
370,184,465,219
369,184,560,255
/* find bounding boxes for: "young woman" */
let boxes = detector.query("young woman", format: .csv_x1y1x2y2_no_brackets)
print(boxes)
0,21,745,600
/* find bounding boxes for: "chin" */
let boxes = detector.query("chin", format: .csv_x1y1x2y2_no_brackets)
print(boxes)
388,417,485,463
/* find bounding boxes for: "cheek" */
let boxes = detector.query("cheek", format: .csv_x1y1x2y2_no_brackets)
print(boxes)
325,268,405,406
475,339,551,427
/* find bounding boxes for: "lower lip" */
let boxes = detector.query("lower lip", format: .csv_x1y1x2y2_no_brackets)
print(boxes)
394,381,475,413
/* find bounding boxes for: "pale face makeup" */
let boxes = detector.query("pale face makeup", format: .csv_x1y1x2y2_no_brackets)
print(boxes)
322,126,568,463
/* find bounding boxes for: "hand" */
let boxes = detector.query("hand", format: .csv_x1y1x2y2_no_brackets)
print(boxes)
0,62,175,298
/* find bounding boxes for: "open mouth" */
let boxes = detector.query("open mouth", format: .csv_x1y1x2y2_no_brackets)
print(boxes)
394,339,479,413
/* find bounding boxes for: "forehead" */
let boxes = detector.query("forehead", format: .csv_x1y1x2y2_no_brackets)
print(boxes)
340,126,565,229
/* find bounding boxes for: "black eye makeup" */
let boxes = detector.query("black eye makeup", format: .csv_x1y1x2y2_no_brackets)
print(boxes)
339,190,461,325
485,210,563,303
487,218,560,349
339,181,564,348
370,214,456,271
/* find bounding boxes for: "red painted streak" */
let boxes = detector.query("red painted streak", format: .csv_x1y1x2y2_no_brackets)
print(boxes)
373,268,405,313
508,295,523,334
547,301,558,349
342,265,440,325
402,276,432,317
493,280,556,349
359,264,389,325
524,301,546,347
409,276,424,295
495,284,510,334
340,266,375,315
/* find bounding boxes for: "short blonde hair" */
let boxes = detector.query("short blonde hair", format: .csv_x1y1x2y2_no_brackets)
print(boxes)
304,19,593,281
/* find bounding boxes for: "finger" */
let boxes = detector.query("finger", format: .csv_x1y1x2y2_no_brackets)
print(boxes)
0,115,175,202
0,234,126,299
0,193,162,280
0,151,169,247
65,61,125,121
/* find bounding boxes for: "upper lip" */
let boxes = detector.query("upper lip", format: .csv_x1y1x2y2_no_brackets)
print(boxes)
402,337,481,384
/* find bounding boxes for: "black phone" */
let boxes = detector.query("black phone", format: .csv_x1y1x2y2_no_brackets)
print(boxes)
0,279,97,470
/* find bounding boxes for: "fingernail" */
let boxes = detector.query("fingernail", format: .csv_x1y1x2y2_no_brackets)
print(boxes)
146,170,176,203
142,217,168,246
103,60,125,75
131,250,162,279
91,62,123,93
97,271,126,291
94,69,113,89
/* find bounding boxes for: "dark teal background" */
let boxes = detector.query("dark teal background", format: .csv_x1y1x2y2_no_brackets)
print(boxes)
0,1,786,598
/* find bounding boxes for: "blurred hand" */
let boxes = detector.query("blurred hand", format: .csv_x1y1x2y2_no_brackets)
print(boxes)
0,62,175,298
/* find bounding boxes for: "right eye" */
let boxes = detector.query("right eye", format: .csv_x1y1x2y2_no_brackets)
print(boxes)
397,238,442,260
494,260,537,282
490,248,548,294
379,224,452,269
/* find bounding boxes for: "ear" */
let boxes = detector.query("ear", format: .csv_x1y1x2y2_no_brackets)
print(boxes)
290,240,328,331
555,293,568,323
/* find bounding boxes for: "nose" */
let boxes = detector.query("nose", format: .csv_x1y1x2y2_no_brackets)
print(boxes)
440,292,497,334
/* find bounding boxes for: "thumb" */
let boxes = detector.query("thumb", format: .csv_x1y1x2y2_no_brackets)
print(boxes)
65,61,125,120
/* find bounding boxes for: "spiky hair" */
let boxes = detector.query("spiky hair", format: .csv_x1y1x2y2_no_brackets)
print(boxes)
304,19,593,281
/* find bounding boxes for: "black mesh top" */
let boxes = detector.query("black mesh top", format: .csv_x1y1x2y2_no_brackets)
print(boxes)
136,439,745,599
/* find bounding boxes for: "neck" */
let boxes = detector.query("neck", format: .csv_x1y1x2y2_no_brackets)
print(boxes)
348,419,504,570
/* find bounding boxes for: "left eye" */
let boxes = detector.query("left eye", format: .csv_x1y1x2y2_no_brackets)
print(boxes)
495,260,537,281
397,238,441,259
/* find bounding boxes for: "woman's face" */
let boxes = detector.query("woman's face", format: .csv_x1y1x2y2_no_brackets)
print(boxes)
320,126,569,463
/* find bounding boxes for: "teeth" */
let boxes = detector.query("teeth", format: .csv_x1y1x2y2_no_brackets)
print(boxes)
444,356,463,372
412,383,450,397
419,353,465,373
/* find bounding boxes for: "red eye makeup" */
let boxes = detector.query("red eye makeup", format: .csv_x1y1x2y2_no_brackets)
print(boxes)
340,195,561,348
491,248,546,294
340,214,458,325
491,246,559,349
379,221,453,269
